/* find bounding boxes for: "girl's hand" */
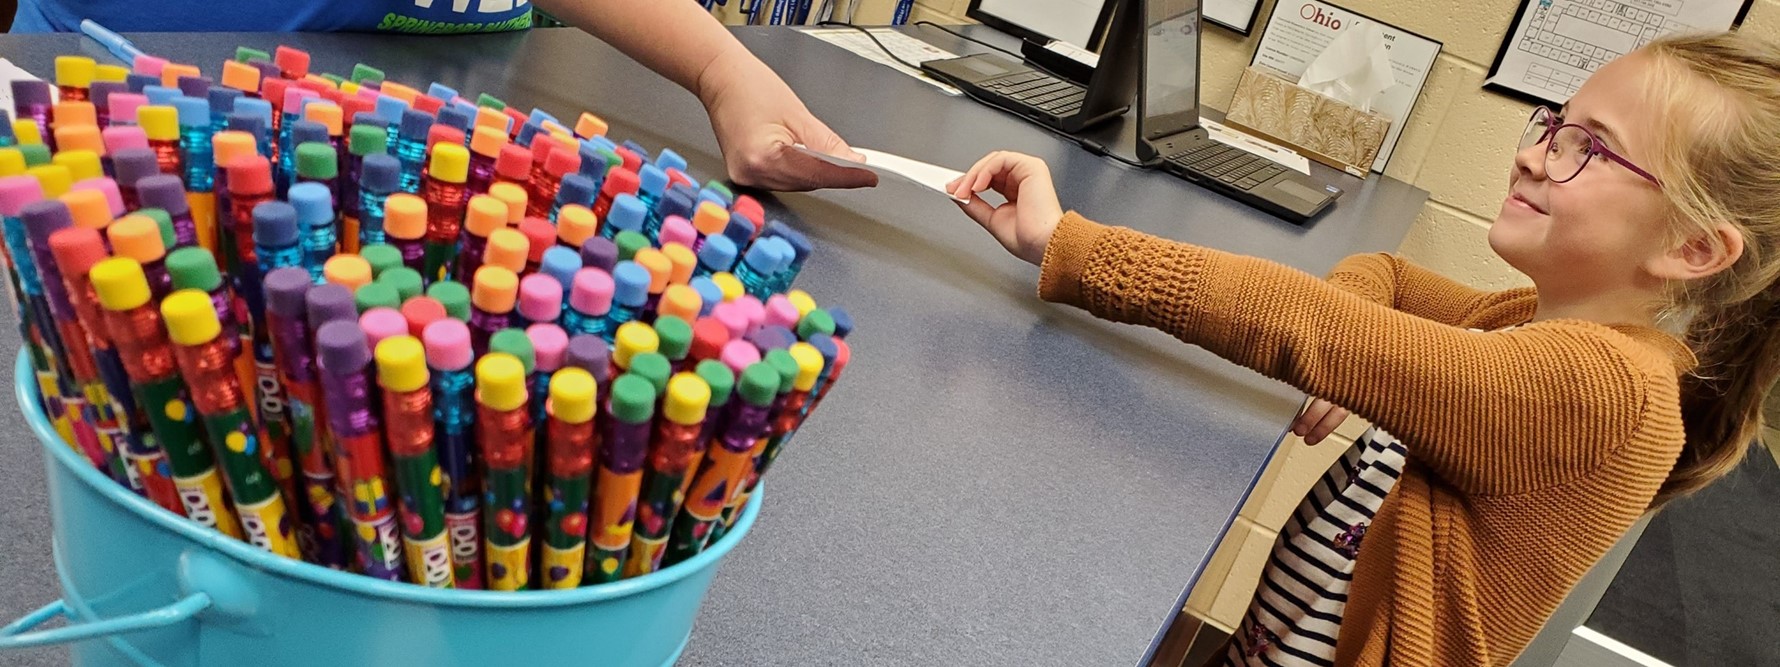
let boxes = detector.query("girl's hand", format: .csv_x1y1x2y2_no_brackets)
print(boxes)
1292,398,1350,445
948,151,1065,266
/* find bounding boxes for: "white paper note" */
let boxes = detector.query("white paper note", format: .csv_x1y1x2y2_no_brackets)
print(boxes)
798,146,968,202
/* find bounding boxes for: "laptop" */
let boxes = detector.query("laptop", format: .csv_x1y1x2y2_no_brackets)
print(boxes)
1135,0,1343,223
920,0,1142,133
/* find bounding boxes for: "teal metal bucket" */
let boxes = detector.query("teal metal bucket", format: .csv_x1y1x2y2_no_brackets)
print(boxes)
0,352,763,666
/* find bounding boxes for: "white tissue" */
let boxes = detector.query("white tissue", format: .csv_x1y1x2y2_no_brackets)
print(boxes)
1297,21,1395,113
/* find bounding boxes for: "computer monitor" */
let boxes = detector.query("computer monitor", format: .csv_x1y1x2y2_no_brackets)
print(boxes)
967,0,1114,50
1139,0,1201,142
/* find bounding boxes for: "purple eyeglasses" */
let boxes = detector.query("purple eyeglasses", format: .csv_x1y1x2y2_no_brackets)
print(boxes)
1519,106,1661,186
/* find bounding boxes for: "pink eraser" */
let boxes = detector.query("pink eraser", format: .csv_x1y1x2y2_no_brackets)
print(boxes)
526,324,569,372
71,178,125,217
284,87,318,112
106,97,149,135
132,55,167,76
422,318,473,371
720,339,761,375
709,301,748,339
658,215,695,249
359,308,408,351
356,86,380,101
734,295,765,332
518,274,562,323
0,176,45,218
764,294,799,330
569,268,615,315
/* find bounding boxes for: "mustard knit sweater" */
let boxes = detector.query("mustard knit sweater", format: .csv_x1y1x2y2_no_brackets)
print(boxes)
1037,213,1694,667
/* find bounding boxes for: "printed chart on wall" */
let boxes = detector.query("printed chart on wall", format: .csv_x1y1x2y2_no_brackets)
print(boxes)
1485,0,1753,107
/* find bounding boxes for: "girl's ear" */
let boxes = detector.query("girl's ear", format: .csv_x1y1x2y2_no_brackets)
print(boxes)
1652,223,1744,281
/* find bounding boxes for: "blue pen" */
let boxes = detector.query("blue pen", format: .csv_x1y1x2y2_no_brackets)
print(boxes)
253,201,305,278
551,172,597,222
600,261,650,344
171,97,214,193
78,19,146,65
601,194,647,241
289,182,336,283
395,109,434,195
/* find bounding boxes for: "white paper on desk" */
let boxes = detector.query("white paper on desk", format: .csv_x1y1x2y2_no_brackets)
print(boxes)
799,146,969,202
1201,118,1312,175
0,59,43,118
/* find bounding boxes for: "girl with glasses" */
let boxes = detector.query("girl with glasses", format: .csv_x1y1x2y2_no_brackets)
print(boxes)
947,31,1777,667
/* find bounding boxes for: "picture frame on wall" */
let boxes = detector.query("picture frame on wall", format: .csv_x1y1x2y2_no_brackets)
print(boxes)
1205,0,1263,35
1483,0,1753,108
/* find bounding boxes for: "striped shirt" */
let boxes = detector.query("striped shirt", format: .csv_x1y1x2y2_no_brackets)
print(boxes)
1221,426,1407,666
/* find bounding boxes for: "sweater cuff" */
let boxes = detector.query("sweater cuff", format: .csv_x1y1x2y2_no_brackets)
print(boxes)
1037,211,1108,306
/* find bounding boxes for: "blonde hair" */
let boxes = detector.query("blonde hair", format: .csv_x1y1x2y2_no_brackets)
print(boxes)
1639,32,1780,506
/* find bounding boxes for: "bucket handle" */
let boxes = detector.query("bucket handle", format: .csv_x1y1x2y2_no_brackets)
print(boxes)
0,593,211,650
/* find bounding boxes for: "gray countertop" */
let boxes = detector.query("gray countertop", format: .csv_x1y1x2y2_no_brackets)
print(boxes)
0,26,1426,666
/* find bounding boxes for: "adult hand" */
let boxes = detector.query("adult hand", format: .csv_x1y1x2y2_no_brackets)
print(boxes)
948,151,1065,266
697,49,877,192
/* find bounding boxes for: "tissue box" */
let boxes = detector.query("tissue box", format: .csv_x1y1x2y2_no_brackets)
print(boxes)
1224,67,1392,177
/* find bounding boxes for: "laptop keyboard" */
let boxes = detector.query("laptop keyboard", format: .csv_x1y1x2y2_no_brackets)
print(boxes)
978,72,1086,117
1167,142,1287,192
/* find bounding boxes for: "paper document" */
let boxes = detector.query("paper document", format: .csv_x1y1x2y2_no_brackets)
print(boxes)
799,146,968,202
0,59,42,115
802,27,962,96
1202,118,1312,176
1484,0,1744,105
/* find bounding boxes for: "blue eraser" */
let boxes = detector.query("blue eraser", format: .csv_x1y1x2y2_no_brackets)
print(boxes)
619,139,651,164
233,97,273,126
288,182,335,226
607,194,646,232
697,234,738,272
655,148,688,175
436,105,472,132
125,73,157,94
827,306,853,338
540,246,582,291
400,108,435,138
289,119,328,147
426,82,459,102
360,154,402,193
352,112,390,130
171,96,210,128
252,200,300,247
555,173,597,208
721,216,754,246
638,164,668,198
612,261,651,307
207,88,242,116
689,277,722,316
143,85,179,106
176,76,210,99
375,95,408,124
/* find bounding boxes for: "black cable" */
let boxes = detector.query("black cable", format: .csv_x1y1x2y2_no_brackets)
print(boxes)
913,21,1022,60
815,22,1151,170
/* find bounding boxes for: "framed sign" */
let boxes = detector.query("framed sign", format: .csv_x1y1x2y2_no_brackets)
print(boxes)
1205,0,1263,35
1483,0,1753,107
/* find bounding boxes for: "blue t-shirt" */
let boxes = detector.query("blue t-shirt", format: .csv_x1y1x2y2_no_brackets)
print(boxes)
14,0,536,34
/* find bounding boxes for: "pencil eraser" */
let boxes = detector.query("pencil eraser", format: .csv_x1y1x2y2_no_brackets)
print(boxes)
264,267,312,319
709,301,748,339
306,283,357,329
399,296,447,338
563,334,610,382
764,294,800,330
358,307,408,351
316,320,370,373
527,324,568,372
719,339,761,376
422,318,473,372
569,267,615,315
733,295,765,332
131,55,167,77
658,215,696,249
518,273,563,323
